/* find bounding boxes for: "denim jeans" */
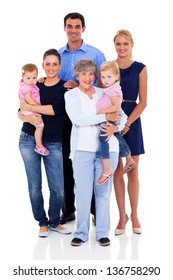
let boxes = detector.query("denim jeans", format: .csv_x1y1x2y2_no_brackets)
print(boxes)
97,122,110,158
19,131,64,227
98,121,131,158
98,121,117,158
114,132,131,157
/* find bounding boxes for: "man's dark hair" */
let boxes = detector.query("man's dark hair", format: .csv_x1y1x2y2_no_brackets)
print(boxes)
64,12,85,28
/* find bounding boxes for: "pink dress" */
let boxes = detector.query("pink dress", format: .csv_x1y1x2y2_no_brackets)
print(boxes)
18,79,44,126
96,81,122,113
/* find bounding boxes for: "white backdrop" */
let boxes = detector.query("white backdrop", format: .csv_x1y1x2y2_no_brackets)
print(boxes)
1,0,172,279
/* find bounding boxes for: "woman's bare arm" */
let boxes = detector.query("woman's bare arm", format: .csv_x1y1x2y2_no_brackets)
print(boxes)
20,100,55,116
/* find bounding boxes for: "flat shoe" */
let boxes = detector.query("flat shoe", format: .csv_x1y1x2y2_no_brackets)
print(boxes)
71,238,84,246
97,170,113,185
49,226,71,235
60,213,75,225
34,145,49,156
98,237,110,246
123,159,136,174
38,229,49,238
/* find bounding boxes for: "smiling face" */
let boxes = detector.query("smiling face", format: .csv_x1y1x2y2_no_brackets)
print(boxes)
74,60,96,92
114,35,133,58
42,55,61,78
64,18,85,43
77,70,95,91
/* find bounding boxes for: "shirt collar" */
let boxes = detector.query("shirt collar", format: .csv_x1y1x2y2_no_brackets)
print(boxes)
62,40,87,53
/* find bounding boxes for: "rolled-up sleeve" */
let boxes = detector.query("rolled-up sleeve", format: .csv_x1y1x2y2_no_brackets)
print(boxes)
116,110,127,132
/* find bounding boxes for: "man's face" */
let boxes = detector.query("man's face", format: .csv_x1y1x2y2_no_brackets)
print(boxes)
64,18,85,43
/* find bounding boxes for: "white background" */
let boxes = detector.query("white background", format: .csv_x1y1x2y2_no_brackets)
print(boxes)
0,0,172,279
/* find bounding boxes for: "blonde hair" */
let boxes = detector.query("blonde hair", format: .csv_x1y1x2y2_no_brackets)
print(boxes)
22,63,38,76
113,29,134,44
99,60,120,81
113,29,134,59
74,59,97,78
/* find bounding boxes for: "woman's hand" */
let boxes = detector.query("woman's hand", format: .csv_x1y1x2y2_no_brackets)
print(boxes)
121,124,130,135
30,114,43,127
100,123,118,141
18,111,42,127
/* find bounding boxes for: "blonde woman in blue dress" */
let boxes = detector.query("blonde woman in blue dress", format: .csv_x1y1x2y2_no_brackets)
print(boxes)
113,30,147,235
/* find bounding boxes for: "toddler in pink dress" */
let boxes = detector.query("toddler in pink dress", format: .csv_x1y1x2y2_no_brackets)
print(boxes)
18,63,49,156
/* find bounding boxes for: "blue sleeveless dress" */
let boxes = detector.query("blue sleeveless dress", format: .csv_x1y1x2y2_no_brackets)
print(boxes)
120,61,146,156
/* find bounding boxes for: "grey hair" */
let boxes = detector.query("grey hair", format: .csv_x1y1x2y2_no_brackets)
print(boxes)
74,59,97,77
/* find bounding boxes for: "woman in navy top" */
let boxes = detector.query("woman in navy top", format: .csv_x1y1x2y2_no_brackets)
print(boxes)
113,30,147,235
19,49,71,237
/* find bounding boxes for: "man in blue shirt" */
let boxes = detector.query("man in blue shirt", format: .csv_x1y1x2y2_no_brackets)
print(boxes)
59,12,106,225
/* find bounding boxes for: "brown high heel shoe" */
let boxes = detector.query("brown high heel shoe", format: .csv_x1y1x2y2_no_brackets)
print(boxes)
115,214,129,236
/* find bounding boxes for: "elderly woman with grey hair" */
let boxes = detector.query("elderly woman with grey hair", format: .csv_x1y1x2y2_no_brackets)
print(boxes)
65,59,127,247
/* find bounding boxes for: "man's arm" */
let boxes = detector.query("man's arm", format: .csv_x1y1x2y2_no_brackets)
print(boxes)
63,80,79,89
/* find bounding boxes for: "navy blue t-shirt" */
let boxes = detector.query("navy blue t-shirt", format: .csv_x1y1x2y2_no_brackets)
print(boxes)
21,80,66,142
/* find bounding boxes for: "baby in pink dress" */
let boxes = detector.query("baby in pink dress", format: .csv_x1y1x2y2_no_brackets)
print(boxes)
18,63,49,156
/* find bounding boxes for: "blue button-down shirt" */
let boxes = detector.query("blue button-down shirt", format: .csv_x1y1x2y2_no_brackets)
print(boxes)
58,40,106,86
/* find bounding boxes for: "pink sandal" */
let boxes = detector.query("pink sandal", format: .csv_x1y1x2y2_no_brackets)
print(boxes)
97,170,113,185
123,159,136,174
34,145,49,156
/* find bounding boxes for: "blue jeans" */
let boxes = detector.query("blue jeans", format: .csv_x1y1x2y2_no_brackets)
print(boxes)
114,132,131,157
19,131,64,227
98,123,110,158
98,122,131,158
